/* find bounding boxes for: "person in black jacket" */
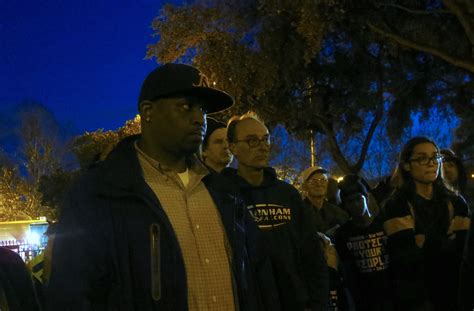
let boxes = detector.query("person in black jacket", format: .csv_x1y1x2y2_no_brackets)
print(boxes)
459,210,474,311
335,175,393,311
0,247,41,311
300,166,349,239
45,64,272,310
383,136,470,311
223,112,329,311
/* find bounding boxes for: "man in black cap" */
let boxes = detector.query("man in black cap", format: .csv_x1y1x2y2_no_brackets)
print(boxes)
201,117,233,173
45,63,265,310
334,175,393,311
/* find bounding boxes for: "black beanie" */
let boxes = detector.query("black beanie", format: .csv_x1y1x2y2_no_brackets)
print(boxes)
339,174,369,203
203,117,226,149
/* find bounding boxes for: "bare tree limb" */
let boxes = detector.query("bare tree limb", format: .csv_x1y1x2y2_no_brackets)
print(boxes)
378,3,452,15
443,0,474,56
367,22,474,73
314,118,354,174
352,103,384,173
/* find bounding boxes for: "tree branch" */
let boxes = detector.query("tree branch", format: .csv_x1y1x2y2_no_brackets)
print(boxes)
367,22,474,73
378,3,452,15
443,0,474,55
314,118,354,174
352,104,384,173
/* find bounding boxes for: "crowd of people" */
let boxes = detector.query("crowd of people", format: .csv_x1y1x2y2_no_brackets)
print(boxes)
1,63,472,311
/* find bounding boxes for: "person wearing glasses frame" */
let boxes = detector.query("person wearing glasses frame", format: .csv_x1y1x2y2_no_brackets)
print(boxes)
383,136,470,311
300,166,349,239
222,112,329,311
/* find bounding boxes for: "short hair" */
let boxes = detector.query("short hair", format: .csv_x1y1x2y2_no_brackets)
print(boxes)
227,111,264,143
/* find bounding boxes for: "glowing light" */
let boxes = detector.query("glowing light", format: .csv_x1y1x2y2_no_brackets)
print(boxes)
26,231,41,245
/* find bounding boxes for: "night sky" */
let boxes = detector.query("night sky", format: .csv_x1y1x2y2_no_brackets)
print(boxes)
1,0,179,133
1,0,458,151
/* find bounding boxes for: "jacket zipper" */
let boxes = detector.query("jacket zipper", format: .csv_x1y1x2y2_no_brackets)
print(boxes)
150,223,161,301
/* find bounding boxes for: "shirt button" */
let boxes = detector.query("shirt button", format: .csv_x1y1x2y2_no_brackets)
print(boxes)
196,224,200,229
205,258,210,264
212,296,217,302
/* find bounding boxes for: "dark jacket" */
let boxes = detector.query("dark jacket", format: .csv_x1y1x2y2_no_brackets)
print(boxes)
222,167,329,311
334,217,393,311
383,190,470,311
459,211,474,311
0,247,41,311
45,135,268,310
303,199,349,237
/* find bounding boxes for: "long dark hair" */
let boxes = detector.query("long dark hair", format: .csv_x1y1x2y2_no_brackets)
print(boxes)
396,136,455,203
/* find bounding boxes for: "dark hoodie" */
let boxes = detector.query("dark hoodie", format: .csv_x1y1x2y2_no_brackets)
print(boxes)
222,167,329,311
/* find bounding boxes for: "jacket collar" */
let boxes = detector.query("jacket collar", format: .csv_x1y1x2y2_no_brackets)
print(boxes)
90,135,158,202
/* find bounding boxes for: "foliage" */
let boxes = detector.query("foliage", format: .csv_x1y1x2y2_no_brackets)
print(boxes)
0,102,76,221
0,163,56,221
72,115,141,169
355,0,474,158
359,0,474,73
452,102,474,157
146,0,471,174
38,169,78,219
16,103,65,184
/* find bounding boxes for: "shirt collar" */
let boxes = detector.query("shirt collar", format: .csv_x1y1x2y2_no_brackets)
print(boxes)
134,141,209,178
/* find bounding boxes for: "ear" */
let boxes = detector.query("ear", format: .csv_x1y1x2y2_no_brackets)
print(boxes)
229,143,238,156
139,100,154,122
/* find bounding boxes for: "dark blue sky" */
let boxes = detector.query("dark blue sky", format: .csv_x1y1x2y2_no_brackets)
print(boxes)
1,0,179,133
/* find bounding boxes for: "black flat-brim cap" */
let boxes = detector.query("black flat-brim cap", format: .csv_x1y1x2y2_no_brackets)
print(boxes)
138,63,234,113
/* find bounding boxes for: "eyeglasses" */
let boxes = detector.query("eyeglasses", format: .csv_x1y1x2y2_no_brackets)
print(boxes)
306,178,328,185
409,155,443,166
233,136,271,148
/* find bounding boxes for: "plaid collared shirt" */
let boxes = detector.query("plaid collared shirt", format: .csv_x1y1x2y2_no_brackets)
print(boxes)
135,144,235,310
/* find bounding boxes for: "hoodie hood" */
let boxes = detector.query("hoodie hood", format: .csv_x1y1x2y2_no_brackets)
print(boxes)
221,167,279,189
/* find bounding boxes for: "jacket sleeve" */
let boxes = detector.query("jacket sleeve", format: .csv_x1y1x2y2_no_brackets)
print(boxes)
45,182,111,311
383,197,428,309
457,198,472,311
293,190,329,311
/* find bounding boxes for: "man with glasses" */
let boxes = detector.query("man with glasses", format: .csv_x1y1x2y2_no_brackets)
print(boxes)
383,136,470,310
222,112,329,311
300,166,349,238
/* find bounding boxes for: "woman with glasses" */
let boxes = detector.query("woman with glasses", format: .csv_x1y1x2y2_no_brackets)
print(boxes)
383,136,470,311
